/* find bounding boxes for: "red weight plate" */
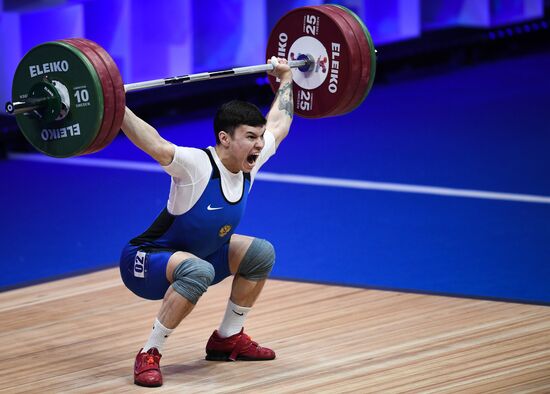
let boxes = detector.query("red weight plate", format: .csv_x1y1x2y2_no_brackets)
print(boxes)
323,5,370,115
338,6,377,111
266,6,359,118
312,5,363,117
67,38,116,154
60,38,115,155
82,39,125,153
328,5,376,114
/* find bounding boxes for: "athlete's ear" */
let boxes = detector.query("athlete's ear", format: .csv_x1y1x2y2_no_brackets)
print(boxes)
219,131,231,147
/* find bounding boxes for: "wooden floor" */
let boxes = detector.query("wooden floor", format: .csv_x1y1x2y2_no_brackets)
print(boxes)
1,269,549,393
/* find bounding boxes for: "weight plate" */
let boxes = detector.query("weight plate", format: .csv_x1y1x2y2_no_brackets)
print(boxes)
312,5,363,117
12,41,104,158
266,6,359,118
330,5,376,113
61,38,115,155
82,39,125,153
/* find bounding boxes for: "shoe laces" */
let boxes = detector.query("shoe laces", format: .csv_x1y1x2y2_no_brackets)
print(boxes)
142,349,160,365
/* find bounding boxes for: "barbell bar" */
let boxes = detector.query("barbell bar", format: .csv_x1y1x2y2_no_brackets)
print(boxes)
5,58,312,115
124,58,313,93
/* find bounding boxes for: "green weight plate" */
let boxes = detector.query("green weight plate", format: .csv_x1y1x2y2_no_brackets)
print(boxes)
331,4,377,113
12,41,104,158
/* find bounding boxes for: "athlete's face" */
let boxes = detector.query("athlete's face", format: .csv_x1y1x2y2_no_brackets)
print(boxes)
227,124,266,173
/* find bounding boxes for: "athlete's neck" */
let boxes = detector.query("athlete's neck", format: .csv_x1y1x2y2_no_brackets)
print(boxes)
214,145,240,174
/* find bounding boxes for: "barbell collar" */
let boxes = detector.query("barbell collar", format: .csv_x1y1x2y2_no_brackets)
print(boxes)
124,58,311,93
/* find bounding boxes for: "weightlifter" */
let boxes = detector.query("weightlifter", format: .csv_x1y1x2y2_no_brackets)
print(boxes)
119,57,293,387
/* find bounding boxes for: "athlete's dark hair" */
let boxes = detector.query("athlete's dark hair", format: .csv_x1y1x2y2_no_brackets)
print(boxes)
214,100,266,144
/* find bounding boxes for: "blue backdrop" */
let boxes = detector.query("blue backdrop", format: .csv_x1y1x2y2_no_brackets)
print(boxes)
0,0,549,305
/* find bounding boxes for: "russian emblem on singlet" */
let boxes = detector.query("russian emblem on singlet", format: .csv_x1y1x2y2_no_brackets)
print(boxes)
218,224,232,237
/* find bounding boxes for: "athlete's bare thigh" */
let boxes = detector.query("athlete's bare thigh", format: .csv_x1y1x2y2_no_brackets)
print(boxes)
228,234,255,275
166,251,197,283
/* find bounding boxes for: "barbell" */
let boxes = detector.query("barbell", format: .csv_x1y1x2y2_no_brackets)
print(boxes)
4,5,376,158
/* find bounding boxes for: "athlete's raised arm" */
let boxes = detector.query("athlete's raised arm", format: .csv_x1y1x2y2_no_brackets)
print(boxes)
265,57,294,149
121,106,175,166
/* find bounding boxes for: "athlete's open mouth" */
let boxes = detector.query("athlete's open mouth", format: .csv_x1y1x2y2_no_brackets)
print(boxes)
247,154,259,165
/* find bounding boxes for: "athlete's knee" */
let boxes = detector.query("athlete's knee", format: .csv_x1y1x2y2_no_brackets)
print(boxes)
171,257,215,304
237,238,275,281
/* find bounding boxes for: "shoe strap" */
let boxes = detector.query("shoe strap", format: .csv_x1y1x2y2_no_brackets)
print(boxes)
229,334,259,361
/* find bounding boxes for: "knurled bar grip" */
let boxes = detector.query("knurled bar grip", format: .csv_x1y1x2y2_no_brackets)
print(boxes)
124,59,310,93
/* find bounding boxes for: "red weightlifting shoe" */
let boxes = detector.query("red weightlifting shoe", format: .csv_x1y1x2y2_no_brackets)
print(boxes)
134,348,163,387
205,328,276,361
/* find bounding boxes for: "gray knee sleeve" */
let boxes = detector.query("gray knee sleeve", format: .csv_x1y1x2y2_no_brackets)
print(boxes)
237,238,275,281
172,258,215,304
